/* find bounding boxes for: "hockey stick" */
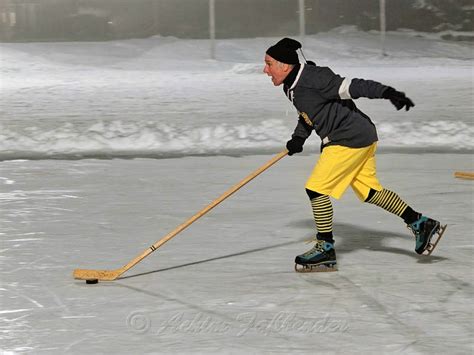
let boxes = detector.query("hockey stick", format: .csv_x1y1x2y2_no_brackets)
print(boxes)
73,150,288,282
454,171,474,180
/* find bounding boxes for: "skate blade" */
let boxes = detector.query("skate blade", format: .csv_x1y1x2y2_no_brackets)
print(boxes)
294,263,338,273
423,224,447,256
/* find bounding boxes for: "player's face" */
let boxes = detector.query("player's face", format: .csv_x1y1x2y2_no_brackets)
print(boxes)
263,55,291,86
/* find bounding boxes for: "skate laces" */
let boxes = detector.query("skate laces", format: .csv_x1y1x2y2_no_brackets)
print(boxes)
302,239,327,256
304,236,319,244
408,216,428,236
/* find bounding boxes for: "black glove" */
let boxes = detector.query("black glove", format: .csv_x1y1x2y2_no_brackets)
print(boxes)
383,88,415,111
286,136,305,156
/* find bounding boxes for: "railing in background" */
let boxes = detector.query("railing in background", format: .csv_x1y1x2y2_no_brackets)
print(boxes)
0,0,471,47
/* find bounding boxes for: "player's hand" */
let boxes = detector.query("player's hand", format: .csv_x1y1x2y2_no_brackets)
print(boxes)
286,137,305,156
383,88,415,111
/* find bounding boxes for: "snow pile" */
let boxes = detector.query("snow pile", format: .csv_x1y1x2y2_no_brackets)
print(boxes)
1,29,472,159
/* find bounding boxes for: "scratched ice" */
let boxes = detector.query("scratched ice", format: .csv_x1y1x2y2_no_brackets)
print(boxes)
1,31,473,354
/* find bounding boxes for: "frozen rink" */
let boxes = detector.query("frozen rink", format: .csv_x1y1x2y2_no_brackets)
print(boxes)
1,27,473,354
1,153,473,354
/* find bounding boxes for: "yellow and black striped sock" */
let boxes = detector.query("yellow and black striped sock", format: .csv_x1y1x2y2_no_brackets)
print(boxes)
365,188,408,217
311,195,333,235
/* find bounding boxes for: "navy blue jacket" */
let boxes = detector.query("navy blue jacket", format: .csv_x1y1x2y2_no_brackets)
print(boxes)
283,64,390,149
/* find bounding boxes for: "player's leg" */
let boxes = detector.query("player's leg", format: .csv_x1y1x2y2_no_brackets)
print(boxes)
365,188,443,254
351,147,443,255
295,145,375,271
294,188,337,272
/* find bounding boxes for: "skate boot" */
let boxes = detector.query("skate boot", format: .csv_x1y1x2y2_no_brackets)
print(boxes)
408,215,447,255
294,238,337,272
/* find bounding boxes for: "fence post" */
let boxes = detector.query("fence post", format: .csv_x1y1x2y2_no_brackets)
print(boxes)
299,0,305,44
380,0,387,56
209,0,216,59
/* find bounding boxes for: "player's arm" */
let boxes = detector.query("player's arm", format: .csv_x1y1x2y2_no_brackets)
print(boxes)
286,115,313,156
343,78,415,111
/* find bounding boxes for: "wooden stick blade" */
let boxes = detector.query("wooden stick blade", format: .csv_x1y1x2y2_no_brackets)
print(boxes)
454,171,474,180
73,268,122,281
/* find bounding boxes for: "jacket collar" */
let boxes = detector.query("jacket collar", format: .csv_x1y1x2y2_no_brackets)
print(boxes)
283,63,304,100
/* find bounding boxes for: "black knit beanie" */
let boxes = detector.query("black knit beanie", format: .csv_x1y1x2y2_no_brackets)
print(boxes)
266,37,302,65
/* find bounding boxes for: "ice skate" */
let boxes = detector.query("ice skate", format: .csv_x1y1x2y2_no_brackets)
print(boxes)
408,215,447,256
294,238,337,272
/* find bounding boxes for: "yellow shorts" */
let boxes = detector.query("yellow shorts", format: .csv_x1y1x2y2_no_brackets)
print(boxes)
305,143,383,200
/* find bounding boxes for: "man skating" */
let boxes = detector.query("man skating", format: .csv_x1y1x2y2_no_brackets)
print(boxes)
263,38,446,272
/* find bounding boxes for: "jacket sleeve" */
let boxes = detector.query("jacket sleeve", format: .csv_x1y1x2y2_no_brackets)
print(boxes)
308,66,390,100
309,66,345,100
348,78,391,99
291,115,313,140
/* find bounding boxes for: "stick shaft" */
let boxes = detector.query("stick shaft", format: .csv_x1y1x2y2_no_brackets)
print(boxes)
120,150,288,273
454,171,474,180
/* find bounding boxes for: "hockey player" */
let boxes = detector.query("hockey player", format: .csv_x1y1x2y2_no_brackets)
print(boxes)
263,38,445,272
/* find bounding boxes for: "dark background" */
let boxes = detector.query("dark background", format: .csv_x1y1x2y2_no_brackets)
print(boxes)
0,0,472,42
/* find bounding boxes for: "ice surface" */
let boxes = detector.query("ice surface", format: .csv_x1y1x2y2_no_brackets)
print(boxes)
0,153,473,354
0,28,473,354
